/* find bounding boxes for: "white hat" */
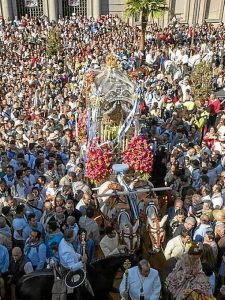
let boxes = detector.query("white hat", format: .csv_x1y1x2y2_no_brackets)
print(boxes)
14,120,23,127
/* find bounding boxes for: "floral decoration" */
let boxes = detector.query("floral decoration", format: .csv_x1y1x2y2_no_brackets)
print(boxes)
122,135,153,178
85,141,115,183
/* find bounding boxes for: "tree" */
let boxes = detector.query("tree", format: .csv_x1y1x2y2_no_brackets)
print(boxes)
126,0,168,51
191,61,212,106
46,27,63,57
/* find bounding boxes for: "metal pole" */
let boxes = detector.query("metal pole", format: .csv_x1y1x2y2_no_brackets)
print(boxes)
94,187,172,198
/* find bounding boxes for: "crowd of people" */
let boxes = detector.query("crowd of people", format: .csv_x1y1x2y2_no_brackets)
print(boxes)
0,11,225,300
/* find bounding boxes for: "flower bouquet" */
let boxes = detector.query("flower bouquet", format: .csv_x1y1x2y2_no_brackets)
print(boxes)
122,135,153,179
85,141,115,183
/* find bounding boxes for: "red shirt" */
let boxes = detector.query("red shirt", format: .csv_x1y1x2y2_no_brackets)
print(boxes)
208,98,220,114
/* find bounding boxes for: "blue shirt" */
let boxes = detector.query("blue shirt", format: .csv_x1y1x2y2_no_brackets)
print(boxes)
193,224,212,242
0,244,9,273
45,231,63,258
12,216,27,240
24,203,42,221
23,222,45,241
24,240,46,270
58,238,83,271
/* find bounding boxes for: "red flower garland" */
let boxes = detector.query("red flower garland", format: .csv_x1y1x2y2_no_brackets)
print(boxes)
85,142,115,183
122,136,153,177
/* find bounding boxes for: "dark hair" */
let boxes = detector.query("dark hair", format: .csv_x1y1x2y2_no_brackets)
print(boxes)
201,175,209,184
76,163,84,169
35,158,44,169
201,243,216,270
32,187,39,193
37,175,46,184
175,208,185,216
205,231,215,240
202,262,213,277
86,206,94,218
16,204,25,214
188,243,203,256
6,165,14,171
16,169,23,179
47,221,58,232
28,213,36,221
105,226,114,235
1,206,10,216
17,153,25,159
31,229,41,240
48,153,56,159
79,227,87,235
180,228,191,238
29,143,36,151
37,150,44,156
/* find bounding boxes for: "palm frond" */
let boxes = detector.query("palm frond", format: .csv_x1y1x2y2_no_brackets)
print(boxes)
125,0,168,17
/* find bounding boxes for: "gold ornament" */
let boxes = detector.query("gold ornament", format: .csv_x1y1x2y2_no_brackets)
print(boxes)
106,53,118,69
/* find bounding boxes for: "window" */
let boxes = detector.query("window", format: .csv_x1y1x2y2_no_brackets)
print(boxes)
205,0,221,20
16,0,44,18
62,0,87,17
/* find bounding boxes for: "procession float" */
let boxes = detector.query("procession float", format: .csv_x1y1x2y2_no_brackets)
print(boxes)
78,54,171,281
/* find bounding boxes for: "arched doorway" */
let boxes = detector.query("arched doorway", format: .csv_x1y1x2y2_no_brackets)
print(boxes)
62,0,87,17
16,0,44,18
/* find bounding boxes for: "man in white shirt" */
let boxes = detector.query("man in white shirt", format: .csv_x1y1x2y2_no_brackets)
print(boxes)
211,184,223,209
100,226,126,257
119,259,161,300
145,49,158,68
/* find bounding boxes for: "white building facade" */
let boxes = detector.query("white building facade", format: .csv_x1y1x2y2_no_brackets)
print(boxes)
0,0,225,25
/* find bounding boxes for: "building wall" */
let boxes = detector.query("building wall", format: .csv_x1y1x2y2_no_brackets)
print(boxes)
101,0,125,18
0,0,225,25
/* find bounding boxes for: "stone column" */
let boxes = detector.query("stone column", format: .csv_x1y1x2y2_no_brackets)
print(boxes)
48,0,58,21
1,0,13,20
92,0,100,20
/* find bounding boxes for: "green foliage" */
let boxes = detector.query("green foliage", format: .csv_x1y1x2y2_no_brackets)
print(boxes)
125,0,167,19
191,61,213,104
46,27,63,57
125,0,168,50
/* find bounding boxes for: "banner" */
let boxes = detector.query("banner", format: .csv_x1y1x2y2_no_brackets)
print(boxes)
68,0,80,6
25,0,38,7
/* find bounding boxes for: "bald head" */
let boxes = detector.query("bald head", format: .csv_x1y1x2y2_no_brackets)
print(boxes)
12,247,22,261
